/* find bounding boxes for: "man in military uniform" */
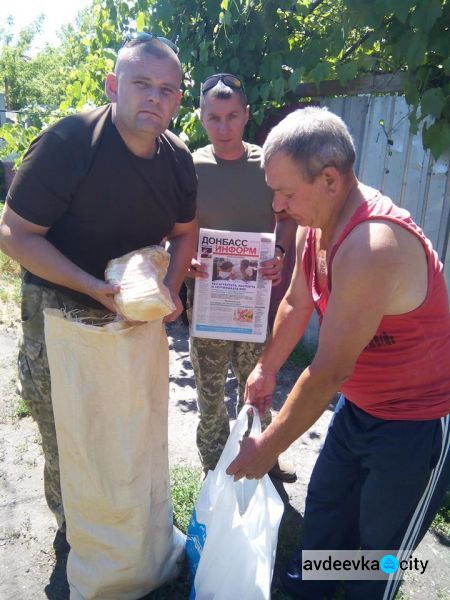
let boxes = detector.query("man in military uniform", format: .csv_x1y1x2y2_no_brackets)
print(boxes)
186,73,297,480
0,35,198,533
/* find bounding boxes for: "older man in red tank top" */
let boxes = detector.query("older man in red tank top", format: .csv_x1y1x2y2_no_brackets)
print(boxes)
228,107,450,600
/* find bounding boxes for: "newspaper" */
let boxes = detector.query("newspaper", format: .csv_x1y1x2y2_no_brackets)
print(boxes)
191,228,275,343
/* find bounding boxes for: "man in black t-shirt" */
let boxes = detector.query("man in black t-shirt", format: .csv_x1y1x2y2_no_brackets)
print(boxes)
0,36,198,533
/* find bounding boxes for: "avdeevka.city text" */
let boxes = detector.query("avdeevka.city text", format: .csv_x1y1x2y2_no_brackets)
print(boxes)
303,555,428,575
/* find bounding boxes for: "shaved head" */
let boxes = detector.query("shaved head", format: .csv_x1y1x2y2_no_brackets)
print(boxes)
115,40,182,84
105,38,183,157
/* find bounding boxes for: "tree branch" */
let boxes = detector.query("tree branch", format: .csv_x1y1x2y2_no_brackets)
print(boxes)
308,0,327,14
342,29,374,60
342,15,394,61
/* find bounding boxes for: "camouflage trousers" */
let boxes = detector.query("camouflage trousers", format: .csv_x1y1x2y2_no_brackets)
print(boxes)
19,281,113,529
190,335,272,472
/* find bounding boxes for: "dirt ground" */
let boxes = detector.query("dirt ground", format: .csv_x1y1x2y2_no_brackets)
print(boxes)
0,319,449,599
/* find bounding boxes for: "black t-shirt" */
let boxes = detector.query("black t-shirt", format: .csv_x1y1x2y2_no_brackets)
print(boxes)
7,105,197,304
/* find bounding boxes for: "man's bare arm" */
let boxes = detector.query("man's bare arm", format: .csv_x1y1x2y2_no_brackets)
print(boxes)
244,227,314,412
229,223,403,479
0,205,119,311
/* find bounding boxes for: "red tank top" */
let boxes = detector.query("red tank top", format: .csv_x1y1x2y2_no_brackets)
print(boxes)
302,189,450,420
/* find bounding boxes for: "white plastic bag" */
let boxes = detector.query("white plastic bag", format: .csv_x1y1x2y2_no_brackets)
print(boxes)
44,309,184,600
186,406,284,600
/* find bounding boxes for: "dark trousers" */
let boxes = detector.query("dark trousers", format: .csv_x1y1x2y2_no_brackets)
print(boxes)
293,398,450,600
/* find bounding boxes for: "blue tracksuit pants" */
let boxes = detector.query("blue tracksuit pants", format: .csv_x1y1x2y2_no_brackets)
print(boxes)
288,398,450,600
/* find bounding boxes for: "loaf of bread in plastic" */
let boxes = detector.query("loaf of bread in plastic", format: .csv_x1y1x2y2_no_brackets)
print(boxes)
105,246,175,321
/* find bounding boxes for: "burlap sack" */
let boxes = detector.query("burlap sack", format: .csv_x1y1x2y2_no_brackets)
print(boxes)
44,309,184,600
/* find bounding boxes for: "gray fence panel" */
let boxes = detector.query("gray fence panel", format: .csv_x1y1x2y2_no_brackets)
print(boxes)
319,95,449,290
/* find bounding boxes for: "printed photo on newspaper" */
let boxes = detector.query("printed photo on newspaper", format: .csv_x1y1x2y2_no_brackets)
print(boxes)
191,228,275,343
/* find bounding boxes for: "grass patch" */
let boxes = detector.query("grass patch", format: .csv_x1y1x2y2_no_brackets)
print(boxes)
170,464,202,533
431,491,450,539
144,465,202,599
14,395,31,419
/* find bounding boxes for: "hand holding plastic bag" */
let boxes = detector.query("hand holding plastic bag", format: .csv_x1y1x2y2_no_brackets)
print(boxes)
186,406,284,600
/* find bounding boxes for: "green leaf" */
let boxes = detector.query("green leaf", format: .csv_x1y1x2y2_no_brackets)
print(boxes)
259,57,272,80
421,88,445,119
245,36,256,52
301,41,329,71
443,58,450,76
230,57,239,72
410,0,442,34
406,34,427,70
74,80,83,99
107,4,117,24
404,79,420,107
199,42,209,65
326,27,346,56
103,48,117,62
220,0,229,9
223,10,232,26
247,85,260,104
136,12,146,31
205,0,220,20
393,0,414,24
295,2,310,17
270,54,282,80
260,84,270,103
336,62,358,86
369,0,387,27
288,67,303,92
408,112,420,135
253,109,264,126
311,62,332,84
357,55,379,71
422,120,450,160
272,77,284,101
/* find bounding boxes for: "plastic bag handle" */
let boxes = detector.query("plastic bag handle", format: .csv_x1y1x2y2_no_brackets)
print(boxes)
215,405,261,471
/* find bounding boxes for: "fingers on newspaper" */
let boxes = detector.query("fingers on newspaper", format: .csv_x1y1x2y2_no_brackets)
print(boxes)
191,228,275,343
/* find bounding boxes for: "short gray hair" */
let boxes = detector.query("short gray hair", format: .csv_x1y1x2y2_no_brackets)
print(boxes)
262,107,356,180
